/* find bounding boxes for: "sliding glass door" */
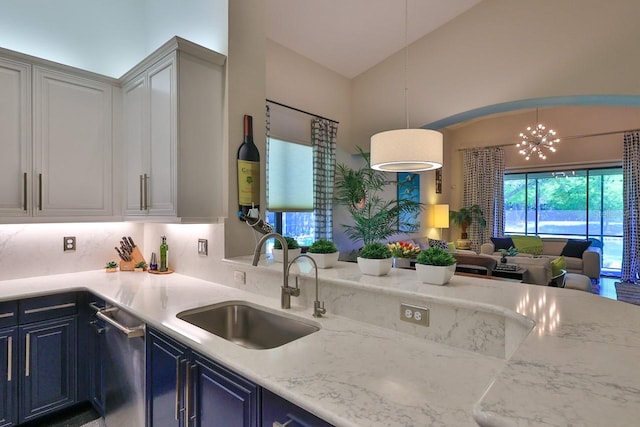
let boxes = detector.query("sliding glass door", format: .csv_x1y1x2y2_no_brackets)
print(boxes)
504,168,623,275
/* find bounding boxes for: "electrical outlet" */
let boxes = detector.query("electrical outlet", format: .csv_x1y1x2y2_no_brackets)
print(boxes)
198,239,208,256
63,236,76,252
400,303,429,327
234,270,246,285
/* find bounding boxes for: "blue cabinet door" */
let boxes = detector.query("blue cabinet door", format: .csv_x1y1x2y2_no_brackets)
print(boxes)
0,328,18,427
262,389,334,427
147,327,189,427
191,352,259,427
19,316,77,423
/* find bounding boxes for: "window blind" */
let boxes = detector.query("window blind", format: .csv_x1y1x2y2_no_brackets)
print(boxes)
267,137,313,212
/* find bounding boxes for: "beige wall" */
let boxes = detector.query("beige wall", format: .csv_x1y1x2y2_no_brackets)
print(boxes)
352,0,640,150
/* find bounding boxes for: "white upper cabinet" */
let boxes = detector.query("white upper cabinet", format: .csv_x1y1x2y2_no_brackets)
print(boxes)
0,57,30,217
122,38,226,222
0,52,115,222
33,67,113,217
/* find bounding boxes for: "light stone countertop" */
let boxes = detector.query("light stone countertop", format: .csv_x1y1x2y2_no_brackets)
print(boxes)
1,261,639,426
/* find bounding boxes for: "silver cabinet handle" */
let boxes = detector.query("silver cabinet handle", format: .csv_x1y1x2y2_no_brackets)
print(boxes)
24,302,76,315
189,363,197,425
185,361,191,426
7,336,12,382
23,172,27,211
143,173,149,210
0,312,14,319
96,307,145,338
89,302,104,312
38,173,42,211
273,420,293,427
175,357,182,421
139,174,144,211
25,332,30,377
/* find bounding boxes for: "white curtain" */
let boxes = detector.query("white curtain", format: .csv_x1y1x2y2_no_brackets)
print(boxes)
462,148,505,251
621,131,640,283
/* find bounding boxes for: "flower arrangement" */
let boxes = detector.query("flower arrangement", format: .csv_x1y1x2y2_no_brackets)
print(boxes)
388,241,421,259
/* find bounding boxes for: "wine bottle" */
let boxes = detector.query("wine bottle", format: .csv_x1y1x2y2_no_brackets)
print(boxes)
237,115,260,219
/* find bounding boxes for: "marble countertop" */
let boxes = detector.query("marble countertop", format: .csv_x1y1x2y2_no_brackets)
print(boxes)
1,262,639,426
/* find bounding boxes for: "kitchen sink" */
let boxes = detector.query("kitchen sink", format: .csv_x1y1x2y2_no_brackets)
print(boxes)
176,301,320,349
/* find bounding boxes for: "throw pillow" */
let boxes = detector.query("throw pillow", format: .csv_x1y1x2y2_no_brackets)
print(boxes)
561,239,592,258
490,237,514,251
447,242,457,252
428,238,451,252
551,256,566,277
510,235,543,255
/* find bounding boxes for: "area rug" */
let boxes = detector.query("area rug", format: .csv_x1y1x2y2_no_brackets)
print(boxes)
615,281,640,306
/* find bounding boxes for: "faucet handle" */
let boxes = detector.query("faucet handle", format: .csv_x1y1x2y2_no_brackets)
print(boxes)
313,300,326,318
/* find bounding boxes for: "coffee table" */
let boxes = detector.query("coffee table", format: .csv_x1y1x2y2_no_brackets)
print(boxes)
492,267,527,282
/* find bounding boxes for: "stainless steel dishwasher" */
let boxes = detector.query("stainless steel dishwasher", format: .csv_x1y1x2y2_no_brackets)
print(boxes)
96,306,146,427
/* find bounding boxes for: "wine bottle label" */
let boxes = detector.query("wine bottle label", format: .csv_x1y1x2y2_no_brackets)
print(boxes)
238,159,260,205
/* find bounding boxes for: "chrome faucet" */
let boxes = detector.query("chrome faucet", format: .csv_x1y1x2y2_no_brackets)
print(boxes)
287,254,326,318
252,233,300,309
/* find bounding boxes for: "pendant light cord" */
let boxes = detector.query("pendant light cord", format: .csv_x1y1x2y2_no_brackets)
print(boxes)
404,0,409,129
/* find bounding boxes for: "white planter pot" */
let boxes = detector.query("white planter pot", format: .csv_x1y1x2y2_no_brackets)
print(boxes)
306,252,339,269
272,248,302,263
415,263,456,285
357,257,392,276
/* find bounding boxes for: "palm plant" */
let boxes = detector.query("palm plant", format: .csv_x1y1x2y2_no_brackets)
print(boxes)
334,147,424,245
449,205,486,239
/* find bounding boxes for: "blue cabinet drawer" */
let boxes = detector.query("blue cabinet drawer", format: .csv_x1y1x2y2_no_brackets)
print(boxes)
262,389,334,427
0,301,18,328
19,293,78,324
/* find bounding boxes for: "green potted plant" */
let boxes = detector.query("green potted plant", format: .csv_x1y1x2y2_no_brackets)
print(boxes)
307,239,339,269
334,147,424,246
449,205,486,249
357,242,393,276
415,246,457,285
105,261,118,273
272,236,301,263
134,261,147,272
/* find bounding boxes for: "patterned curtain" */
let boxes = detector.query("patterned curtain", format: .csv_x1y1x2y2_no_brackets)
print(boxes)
462,147,505,251
311,118,338,240
622,132,640,283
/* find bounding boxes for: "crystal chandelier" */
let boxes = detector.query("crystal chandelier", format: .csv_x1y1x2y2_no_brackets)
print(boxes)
516,109,560,160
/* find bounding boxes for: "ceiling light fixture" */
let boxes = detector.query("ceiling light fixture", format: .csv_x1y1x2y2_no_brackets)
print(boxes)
370,0,443,172
516,108,560,161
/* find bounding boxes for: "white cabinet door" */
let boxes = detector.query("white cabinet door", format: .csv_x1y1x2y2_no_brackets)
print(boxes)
147,55,177,216
123,75,147,216
33,67,113,217
0,58,30,217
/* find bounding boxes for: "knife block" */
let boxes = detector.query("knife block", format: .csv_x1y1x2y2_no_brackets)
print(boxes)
119,246,146,271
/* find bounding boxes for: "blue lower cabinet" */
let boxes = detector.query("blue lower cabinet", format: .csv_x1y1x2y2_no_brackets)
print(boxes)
147,328,189,427
19,316,77,423
262,389,334,427
147,328,260,427
191,352,259,427
0,328,18,427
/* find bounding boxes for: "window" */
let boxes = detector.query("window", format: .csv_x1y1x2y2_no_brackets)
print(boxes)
504,168,623,274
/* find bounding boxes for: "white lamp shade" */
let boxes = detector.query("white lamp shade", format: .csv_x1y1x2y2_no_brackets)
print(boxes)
370,129,443,172
432,204,449,228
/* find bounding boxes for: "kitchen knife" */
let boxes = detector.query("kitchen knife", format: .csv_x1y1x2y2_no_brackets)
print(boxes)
127,236,136,248
115,247,126,261
122,237,132,252
121,240,131,254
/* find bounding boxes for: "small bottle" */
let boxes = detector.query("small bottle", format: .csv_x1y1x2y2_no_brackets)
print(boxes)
160,236,168,272
149,252,158,271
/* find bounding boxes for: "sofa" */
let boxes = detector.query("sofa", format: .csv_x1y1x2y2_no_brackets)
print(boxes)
480,237,600,285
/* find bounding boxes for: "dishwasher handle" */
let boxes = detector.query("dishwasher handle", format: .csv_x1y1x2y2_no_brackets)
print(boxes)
96,307,145,338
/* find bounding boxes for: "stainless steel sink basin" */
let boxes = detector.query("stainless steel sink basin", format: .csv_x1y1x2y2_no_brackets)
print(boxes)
176,301,319,349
